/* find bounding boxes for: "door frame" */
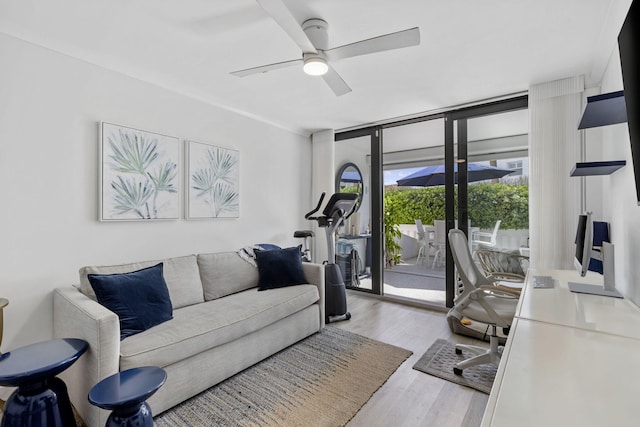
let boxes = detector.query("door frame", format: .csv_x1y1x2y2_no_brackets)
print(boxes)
444,96,528,307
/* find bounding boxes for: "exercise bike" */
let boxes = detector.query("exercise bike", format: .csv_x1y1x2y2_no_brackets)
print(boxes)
301,191,358,324
293,230,314,262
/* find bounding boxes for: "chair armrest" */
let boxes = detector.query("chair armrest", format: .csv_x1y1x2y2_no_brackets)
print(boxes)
474,231,493,238
302,263,326,328
480,284,521,297
53,287,120,427
475,287,518,328
485,271,526,283
454,286,517,329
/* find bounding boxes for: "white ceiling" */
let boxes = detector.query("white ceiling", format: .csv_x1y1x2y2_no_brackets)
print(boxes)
0,0,632,136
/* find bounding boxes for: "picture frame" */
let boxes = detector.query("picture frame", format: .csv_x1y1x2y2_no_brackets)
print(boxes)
99,122,181,221
186,140,240,219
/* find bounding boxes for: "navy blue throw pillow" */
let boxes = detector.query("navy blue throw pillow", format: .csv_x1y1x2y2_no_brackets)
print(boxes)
88,263,173,340
256,243,281,251
255,246,307,291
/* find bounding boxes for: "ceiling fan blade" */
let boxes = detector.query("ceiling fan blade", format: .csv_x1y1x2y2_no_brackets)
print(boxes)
230,58,302,77
256,0,317,53
322,65,352,96
325,27,420,62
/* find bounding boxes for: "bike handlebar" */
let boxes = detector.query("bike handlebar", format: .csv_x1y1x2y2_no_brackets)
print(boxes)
304,192,326,219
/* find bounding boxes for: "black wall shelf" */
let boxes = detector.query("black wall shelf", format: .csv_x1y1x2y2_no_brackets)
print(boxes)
578,91,627,129
570,160,626,177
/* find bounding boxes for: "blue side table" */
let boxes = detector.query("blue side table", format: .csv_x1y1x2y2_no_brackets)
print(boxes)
0,338,88,427
88,366,167,427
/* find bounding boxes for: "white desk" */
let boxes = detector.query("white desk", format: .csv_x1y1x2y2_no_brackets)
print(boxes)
517,269,640,340
482,269,640,426
483,318,640,427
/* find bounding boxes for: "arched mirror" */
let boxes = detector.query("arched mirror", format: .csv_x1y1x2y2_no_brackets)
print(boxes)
336,162,363,212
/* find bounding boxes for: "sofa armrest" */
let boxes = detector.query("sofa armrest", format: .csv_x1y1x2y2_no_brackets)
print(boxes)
302,263,325,328
53,287,120,427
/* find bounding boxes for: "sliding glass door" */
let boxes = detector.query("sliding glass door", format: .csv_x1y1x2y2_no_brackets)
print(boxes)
444,97,529,306
335,95,528,308
381,117,447,306
335,128,382,295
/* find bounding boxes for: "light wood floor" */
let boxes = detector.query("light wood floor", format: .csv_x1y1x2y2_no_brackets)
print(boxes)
334,291,489,427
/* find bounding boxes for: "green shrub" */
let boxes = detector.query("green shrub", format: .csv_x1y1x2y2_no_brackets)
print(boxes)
384,211,402,267
384,183,528,230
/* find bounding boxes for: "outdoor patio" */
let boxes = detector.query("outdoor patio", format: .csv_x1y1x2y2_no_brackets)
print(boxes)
384,256,446,304
350,255,447,305
349,226,529,306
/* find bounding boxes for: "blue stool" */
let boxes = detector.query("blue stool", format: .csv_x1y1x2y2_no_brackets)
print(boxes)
88,366,166,427
0,338,88,427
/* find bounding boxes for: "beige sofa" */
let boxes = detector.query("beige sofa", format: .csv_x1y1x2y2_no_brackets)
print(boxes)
53,251,325,427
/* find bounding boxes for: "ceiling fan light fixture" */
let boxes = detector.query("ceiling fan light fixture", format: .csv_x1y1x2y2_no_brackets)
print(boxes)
303,56,328,76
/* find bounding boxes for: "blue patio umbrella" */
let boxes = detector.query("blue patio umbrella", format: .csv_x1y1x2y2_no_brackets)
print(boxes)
340,170,362,182
396,163,514,187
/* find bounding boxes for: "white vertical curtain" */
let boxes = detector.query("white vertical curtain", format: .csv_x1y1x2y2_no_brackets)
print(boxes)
529,76,585,270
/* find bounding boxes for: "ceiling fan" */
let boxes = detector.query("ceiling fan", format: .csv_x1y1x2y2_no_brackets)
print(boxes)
230,0,420,96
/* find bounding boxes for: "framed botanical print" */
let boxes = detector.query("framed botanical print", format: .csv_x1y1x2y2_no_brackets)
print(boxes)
186,140,239,219
100,122,180,221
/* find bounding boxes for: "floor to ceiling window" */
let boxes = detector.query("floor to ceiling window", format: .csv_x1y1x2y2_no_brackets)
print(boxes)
335,96,528,308
381,117,446,305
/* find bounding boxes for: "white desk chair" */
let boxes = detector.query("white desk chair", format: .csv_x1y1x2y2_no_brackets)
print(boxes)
448,229,518,375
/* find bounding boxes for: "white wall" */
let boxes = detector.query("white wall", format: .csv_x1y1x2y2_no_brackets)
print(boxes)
0,33,312,350
600,45,640,305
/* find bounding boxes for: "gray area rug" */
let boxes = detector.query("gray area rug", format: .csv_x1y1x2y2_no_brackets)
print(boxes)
154,327,412,427
412,338,496,394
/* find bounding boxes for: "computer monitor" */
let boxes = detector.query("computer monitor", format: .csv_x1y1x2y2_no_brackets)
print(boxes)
573,213,593,277
568,213,622,298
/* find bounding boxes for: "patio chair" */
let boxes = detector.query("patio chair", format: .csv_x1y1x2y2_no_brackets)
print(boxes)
431,220,472,269
431,220,446,268
471,220,501,250
415,220,429,264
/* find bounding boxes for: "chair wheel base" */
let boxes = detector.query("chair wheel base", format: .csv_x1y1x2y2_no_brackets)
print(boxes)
455,348,462,355
453,367,463,376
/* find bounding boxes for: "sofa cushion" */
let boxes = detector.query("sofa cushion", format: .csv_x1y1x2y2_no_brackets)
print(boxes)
197,252,259,300
255,246,307,291
119,284,319,370
88,263,173,340
79,255,204,309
